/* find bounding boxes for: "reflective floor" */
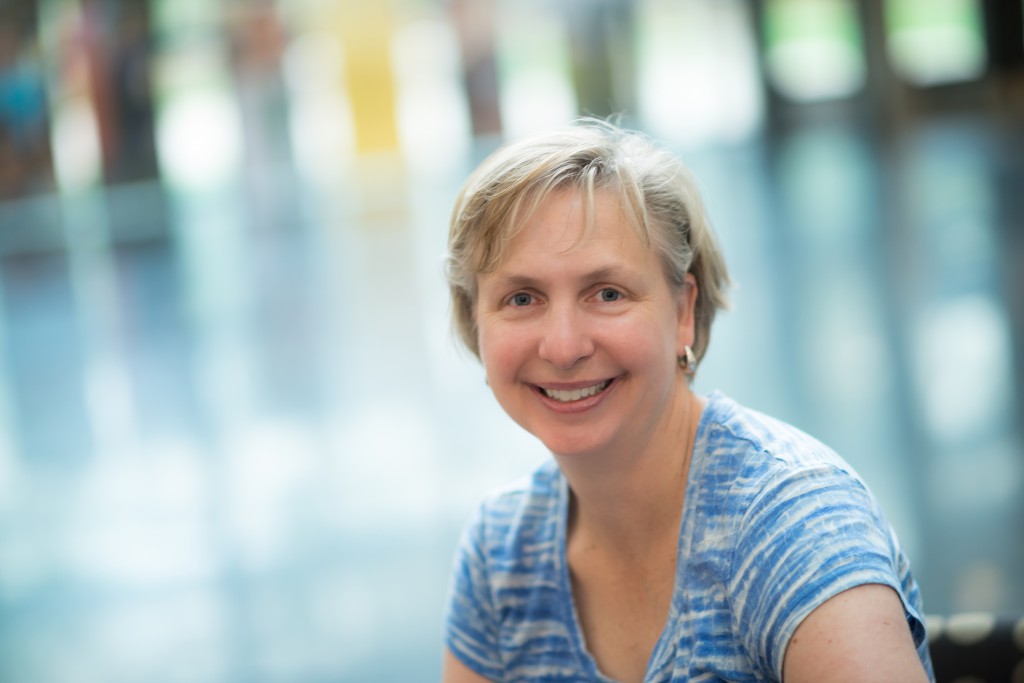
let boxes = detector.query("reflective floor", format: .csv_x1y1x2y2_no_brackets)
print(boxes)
0,110,1022,681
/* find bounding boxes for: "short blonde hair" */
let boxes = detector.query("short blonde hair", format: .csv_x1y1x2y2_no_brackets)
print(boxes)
447,119,730,366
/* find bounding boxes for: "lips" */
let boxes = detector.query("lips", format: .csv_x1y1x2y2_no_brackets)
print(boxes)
538,379,613,403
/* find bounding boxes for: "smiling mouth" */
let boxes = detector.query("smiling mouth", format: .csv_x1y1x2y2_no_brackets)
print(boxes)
541,380,612,403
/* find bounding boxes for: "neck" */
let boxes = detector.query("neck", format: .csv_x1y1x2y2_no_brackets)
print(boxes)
557,386,703,552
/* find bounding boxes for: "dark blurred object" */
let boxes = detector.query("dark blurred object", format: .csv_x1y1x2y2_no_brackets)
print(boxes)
563,0,636,119
928,613,1024,683
101,0,158,184
0,2,54,199
981,0,1024,114
450,0,503,137
982,0,1024,70
50,0,158,187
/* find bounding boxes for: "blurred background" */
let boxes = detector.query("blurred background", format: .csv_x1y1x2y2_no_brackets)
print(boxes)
0,0,1021,680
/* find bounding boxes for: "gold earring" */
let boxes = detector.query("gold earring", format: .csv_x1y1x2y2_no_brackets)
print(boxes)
678,346,696,375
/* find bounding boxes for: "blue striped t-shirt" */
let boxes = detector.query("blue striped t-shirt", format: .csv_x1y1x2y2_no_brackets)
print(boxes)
445,391,933,682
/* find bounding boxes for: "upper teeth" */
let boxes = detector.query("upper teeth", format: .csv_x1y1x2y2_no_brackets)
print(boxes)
543,381,610,403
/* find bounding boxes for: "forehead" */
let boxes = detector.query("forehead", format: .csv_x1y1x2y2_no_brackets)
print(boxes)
488,189,657,277
507,189,640,256
472,181,646,273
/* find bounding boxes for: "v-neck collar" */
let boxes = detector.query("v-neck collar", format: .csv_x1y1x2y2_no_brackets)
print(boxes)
553,392,720,682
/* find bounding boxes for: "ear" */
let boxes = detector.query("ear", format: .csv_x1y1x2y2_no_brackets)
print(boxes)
675,273,698,356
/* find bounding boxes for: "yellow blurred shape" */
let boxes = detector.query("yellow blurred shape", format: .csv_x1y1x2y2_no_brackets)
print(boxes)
334,1,400,155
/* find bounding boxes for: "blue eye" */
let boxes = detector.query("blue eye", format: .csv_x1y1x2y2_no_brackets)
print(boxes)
511,292,533,306
599,288,621,302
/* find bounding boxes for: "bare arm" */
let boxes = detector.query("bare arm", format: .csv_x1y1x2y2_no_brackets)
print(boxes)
443,648,495,683
782,583,929,683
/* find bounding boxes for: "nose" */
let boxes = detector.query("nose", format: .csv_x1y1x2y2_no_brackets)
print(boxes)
538,304,594,370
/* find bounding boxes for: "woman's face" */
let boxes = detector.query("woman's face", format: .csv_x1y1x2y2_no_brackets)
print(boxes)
475,189,696,459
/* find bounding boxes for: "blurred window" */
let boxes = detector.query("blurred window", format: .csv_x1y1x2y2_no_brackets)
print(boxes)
637,0,762,148
494,3,576,138
151,0,242,191
884,0,987,86
763,0,866,102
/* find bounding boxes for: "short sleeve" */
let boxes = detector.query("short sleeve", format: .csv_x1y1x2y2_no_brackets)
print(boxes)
727,463,926,680
444,505,504,681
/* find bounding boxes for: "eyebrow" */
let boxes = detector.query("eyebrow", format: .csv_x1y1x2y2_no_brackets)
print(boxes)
487,265,634,290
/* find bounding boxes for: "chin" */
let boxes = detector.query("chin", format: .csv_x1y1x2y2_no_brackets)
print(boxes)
535,431,610,459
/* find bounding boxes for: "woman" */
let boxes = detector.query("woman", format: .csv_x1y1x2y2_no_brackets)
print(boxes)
442,120,933,682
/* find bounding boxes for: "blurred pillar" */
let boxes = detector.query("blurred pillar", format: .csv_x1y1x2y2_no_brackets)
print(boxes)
41,0,104,190
449,0,502,137
102,0,160,183
226,0,292,231
856,0,909,131
227,0,290,168
981,0,1024,112
747,0,780,133
562,0,636,118
982,0,1024,69
36,0,140,456
52,0,158,186
77,0,117,183
0,1,54,198
334,0,400,155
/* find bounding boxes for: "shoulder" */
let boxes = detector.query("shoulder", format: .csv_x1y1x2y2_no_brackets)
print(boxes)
447,460,572,678
463,460,563,565
700,392,855,475
688,393,886,582
691,395,926,678
695,392,871,514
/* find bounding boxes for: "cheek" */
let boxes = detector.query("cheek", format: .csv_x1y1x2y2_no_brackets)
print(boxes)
609,310,679,357
477,320,518,375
